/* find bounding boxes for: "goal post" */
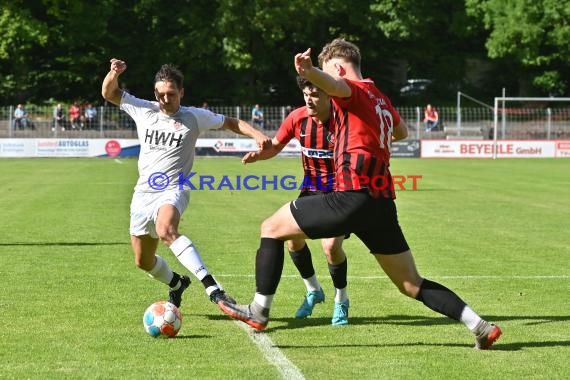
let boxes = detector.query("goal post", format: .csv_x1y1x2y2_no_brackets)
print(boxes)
492,96,570,159
456,91,494,137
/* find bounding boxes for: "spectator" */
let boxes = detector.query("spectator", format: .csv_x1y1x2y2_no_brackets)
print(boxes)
69,102,83,130
201,101,210,110
251,104,264,128
52,103,66,132
84,103,98,129
13,104,30,130
423,104,439,132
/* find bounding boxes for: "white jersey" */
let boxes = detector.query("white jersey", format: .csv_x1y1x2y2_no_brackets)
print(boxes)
120,92,224,192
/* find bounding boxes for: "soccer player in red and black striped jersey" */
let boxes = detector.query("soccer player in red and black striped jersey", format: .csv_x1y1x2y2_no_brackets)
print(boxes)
242,76,350,325
220,39,501,349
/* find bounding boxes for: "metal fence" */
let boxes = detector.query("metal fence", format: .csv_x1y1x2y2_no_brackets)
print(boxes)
2,104,569,141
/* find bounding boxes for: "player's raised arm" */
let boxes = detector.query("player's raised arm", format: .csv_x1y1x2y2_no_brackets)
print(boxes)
102,58,127,106
294,48,351,98
222,117,272,151
242,137,285,164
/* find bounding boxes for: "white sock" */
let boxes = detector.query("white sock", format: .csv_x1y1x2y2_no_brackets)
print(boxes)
334,287,348,303
254,293,274,309
170,235,209,281
146,255,174,285
460,305,483,331
303,274,321,292
205,285,220,296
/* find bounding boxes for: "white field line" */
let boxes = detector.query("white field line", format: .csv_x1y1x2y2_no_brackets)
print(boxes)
234,321,305,380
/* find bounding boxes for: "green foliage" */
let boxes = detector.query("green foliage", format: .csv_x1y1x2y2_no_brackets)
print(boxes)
1,1,569,105
466,0,570,94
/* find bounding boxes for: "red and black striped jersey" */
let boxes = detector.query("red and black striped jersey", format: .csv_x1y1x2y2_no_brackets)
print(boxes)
331,78,401,199
275,106,334,192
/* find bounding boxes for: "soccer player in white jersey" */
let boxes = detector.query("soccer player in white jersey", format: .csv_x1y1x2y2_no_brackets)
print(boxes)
101,58,271,309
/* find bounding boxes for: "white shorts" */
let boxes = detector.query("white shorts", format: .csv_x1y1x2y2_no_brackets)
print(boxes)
129,190,190,238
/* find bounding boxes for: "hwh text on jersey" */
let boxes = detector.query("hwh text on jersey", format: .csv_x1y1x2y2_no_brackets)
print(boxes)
145,129,183,147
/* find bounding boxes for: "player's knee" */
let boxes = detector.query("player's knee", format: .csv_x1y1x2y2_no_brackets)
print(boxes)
156,226,177,245
260,217,279,238
321,242,344,263
288,239,305,252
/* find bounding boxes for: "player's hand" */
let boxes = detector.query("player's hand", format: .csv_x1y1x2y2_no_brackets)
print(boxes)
294,48,313,76
110,58,127,74
241,151,259,164
256,135,272,151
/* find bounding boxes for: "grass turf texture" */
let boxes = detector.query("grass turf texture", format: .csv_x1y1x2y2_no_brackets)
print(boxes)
0,157,568,379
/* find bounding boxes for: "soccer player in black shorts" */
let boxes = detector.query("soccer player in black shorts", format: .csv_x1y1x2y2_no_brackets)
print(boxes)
243,77,355,324
220,39,501,349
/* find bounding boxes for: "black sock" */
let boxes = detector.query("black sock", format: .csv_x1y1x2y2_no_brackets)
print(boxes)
168,272,181,288
415,279,466,321
328,258,348,289
201,274,217,289
256,237,285,295
289,244,315,279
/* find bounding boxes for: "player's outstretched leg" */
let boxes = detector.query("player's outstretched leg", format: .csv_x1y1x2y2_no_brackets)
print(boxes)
219,237,285,329
218,300,269,331
169,235,236,306
474,320,502,350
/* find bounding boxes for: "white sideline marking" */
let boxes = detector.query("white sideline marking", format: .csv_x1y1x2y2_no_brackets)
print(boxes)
114,158,123,164
234,321,305,380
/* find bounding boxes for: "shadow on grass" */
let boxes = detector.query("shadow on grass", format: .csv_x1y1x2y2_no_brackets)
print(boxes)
206,314,570,329
0,242,129,246
203,313,570,351
275,340,570,351
171,334,213,340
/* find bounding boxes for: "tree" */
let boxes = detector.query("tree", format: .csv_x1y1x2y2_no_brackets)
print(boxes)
466,0,570,95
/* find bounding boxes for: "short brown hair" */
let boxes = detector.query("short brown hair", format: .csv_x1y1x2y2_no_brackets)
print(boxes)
318,38,361,69
154,64,184,89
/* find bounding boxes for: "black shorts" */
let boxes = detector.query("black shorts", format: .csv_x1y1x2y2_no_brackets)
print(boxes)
290,190,409,254
298,190,350,240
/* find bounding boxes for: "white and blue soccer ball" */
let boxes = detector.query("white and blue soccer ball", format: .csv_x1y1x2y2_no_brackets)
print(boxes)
143,301,182,338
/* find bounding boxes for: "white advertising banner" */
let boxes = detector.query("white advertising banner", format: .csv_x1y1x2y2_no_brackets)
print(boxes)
0,139,35,157
555,141,570,157
196,138,301,154
421,140,570,158
0,139,141,157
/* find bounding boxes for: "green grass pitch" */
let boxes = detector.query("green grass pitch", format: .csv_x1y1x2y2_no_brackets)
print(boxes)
0,157,569,379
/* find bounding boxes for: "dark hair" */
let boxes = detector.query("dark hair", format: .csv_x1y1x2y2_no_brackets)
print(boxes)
296,76,315,90
154,64,184,89
297,75,315,90
318,38,361,69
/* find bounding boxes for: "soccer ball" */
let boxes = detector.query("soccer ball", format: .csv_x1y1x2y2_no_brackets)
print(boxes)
143,301,182,338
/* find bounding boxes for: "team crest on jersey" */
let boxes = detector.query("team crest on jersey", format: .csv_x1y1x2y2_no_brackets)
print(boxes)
327,132,335,144
173,120,183,130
